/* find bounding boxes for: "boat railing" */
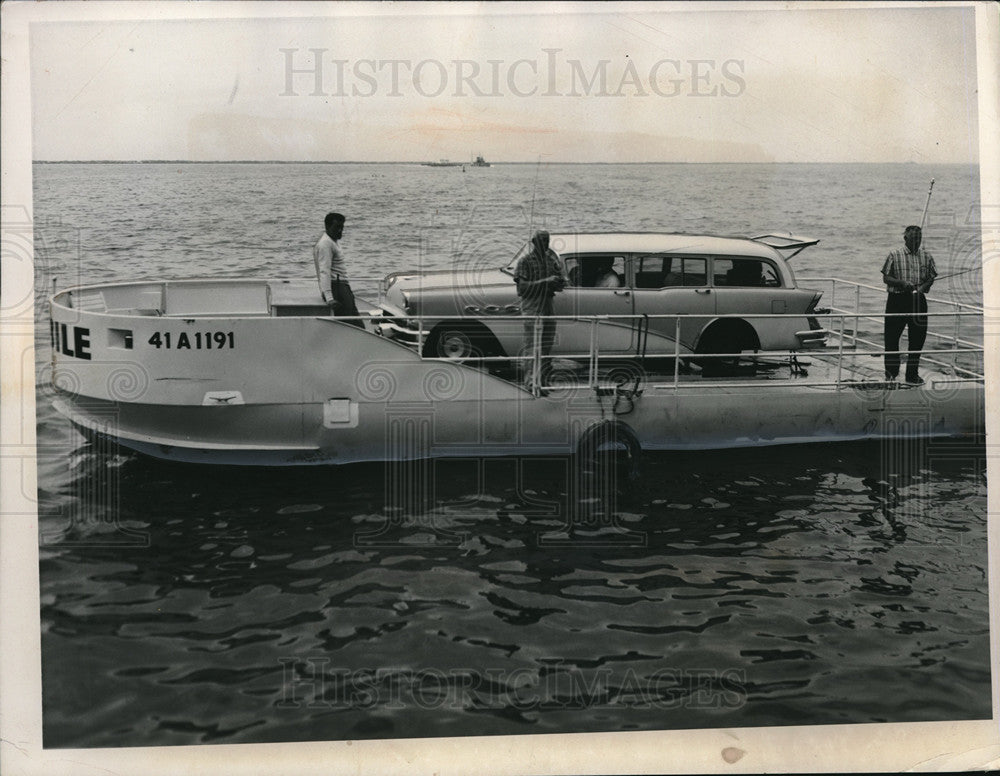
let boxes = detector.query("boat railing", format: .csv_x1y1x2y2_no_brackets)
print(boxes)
800,276,983,314
49,277,984,396
799,275,983,349
394,306,983,395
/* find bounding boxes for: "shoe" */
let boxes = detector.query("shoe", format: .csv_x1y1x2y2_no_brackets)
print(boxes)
884,372,898,383
905,375,924,386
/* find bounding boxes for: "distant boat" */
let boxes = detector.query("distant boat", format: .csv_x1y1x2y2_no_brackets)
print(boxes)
421,156,491,168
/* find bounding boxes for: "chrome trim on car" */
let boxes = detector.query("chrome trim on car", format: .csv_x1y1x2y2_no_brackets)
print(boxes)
795,329,830,346
377,321,428,340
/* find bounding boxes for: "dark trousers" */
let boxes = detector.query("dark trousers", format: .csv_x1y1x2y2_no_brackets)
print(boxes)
331,278,364,328
884,292,928,379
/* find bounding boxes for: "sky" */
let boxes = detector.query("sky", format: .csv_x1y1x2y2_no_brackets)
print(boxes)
25,3,983,164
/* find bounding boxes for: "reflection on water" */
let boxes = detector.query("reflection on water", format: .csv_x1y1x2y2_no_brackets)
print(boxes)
39,433,989,746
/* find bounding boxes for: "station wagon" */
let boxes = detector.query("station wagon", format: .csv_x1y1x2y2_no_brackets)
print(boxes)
377,232,827,366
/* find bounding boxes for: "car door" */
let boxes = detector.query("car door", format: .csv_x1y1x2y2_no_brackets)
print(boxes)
630,254,715,352
552,253,635,356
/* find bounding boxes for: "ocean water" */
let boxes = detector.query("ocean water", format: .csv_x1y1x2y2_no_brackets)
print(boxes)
31,162,990,747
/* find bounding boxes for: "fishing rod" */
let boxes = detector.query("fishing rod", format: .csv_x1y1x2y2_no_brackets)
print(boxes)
919,178,935,231
935,266,980,281
528,155,541,240
912,178,979,283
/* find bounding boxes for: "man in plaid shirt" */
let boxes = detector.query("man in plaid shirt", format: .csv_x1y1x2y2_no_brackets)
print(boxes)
881,225,937,384
515,230,566,389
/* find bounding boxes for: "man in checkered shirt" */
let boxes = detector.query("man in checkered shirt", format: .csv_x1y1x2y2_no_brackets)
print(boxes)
881,225,937,384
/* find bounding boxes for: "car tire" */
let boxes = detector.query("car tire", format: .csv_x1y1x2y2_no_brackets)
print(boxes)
423,323,502,364
695,320,759,376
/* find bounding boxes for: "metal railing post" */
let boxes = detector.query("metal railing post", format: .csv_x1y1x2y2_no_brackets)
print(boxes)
835,313,846,390
673,316,681,389
532,315,542,397
588,317,598,388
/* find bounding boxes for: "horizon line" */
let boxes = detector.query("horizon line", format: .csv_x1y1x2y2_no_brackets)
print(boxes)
31,159,968,166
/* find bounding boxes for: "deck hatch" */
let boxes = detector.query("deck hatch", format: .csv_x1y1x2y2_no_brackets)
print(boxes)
107,328,133,349
164,282,270,317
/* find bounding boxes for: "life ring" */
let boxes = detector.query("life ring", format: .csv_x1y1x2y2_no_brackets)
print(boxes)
574,420,642,484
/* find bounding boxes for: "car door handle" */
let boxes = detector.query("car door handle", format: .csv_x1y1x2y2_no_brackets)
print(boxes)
695,289,712,294
614,290,631,297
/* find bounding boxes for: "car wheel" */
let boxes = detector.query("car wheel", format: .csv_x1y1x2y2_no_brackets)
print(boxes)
424,324,502,365
436,328,476,359
695,321,759,376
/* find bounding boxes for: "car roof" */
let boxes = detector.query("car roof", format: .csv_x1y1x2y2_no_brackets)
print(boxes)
546,232,783,259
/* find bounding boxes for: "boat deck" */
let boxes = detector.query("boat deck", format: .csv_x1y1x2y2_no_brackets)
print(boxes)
455,347,976,398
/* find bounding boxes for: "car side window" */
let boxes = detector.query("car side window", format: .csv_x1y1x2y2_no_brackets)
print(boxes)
634,256,666,288
603,256,626,287
656,257,707,287
568,255,626,287
565,256,580,286
680,258,708,286
714,258,776,287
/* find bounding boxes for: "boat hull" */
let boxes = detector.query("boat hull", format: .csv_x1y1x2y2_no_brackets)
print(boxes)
52,373,985,466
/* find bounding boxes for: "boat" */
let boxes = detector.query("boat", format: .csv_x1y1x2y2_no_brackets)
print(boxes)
470,155,491,167
421,159,462,167
47,270,985,467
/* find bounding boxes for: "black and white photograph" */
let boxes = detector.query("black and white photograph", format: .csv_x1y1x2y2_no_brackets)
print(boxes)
2,1,998,773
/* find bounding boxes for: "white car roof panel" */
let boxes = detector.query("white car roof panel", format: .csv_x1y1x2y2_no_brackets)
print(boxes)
547,233,783,259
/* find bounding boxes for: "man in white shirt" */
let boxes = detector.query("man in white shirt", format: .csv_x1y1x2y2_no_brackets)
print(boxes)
314,212,362,327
